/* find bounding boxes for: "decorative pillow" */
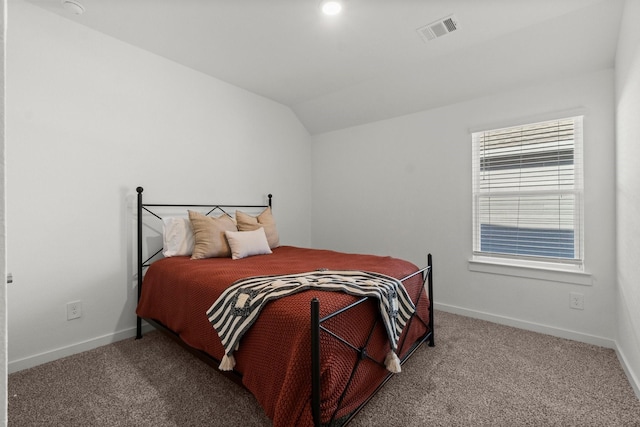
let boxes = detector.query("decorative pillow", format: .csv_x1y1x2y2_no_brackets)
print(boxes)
236,207,279,249
162,217,194,257
188,210,238,259
225,228,272,260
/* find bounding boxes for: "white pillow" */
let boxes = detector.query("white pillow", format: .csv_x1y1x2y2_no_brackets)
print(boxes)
162,217,195,257
224,227,272,260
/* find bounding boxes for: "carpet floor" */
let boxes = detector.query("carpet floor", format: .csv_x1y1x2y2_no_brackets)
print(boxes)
8,311,640,426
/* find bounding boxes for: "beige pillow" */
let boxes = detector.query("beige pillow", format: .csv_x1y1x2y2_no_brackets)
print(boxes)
188,210,237,259
236,207,279,248
225,228,272,260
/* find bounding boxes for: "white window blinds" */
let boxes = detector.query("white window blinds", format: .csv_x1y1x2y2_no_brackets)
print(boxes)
472,116,583,266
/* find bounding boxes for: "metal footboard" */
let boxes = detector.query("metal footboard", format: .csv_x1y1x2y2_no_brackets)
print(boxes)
311,255,434,426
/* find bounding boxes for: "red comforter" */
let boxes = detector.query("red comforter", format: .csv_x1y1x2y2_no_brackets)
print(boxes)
136,246,431,426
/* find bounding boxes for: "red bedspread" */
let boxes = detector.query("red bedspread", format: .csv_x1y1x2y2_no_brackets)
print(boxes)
136,246,431,426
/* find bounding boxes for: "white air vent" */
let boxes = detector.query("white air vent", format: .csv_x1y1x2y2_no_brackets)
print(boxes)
417,14,459,42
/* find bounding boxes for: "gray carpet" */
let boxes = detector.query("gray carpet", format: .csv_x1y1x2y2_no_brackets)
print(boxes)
9,311,640,426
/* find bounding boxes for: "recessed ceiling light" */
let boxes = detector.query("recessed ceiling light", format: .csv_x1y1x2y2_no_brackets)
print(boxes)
61,0,85,15
320,1,342,16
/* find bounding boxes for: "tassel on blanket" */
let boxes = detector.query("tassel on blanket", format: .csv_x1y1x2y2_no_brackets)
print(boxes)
219,354,236,371
384,351,401,373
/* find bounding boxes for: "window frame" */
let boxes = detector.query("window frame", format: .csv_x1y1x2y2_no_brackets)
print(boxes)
471,114,585,273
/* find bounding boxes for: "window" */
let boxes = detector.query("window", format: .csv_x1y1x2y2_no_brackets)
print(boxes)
472,116,584,268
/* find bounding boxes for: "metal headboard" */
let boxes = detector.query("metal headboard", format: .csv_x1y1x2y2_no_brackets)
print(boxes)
135,186,272,338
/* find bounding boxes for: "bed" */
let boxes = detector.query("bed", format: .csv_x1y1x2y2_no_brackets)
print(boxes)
134,187,434,426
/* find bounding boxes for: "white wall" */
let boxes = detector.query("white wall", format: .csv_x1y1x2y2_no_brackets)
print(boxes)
1,0,7,423
312,69,616,346
615,0,640,397
6,0,312,371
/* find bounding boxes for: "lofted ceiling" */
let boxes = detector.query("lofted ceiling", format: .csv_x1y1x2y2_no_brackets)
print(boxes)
24,0,624,135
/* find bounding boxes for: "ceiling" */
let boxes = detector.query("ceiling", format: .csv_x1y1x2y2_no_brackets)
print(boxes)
25,0,624,135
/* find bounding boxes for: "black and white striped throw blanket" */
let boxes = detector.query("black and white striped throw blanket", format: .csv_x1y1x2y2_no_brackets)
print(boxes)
206,270,416,374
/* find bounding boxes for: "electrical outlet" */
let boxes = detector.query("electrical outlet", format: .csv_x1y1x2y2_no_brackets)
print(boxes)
67,301,82,320
570,292,584,310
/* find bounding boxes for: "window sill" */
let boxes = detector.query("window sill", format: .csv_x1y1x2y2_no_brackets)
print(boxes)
468,257,592,286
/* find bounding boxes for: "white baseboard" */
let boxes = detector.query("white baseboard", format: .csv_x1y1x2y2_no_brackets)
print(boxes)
615,344,640,400
433,303,640,399
8,323,155,374
433,302,616,349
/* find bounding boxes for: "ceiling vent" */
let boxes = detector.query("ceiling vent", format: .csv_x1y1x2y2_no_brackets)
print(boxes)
417,15,459,42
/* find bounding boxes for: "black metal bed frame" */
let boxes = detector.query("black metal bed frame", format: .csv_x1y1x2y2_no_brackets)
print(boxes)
135,187,434,426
